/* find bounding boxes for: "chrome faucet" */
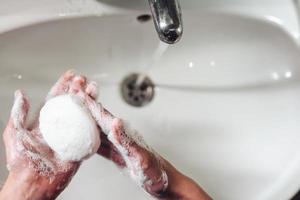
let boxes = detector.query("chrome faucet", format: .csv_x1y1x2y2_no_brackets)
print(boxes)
148,0,183,44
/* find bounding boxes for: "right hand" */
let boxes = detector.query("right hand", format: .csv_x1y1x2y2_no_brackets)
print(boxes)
66,73,172,198
51,71,212,200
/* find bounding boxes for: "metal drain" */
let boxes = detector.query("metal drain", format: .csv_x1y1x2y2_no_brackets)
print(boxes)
120,73,155,107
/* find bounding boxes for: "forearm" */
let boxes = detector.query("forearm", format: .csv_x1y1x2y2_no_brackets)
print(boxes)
162,161,212,200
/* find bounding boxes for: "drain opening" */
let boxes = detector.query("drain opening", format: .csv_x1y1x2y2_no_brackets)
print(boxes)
120,73,155,107
137,14,152,23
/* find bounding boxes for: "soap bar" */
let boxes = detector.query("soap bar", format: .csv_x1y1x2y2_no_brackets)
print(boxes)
39,94,100,161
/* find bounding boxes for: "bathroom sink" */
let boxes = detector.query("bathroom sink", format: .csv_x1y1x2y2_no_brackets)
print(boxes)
1,2,300,200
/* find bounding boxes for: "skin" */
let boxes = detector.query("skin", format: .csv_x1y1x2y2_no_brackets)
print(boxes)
0,71,212,200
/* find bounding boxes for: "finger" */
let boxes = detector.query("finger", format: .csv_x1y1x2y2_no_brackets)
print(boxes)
101,115,168,195
69,75,87,94
84,95,114,134
47,70,75,100
97,144,111,159
98,131,111,149
109,122,147,183
10,90,30,130
3,90,30,166
96,127,128,167
110,119,153,171
97,131,116,158
108,118,144,165
110,118,134,149
9,91,49,152
85,81,98,100
3,119,19,169
110,150,127,168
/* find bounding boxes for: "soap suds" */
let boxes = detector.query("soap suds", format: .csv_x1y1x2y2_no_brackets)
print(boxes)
11,90,26,129
85,99,113,135
39,94,100,161
123,121,151,151
25,151,56,176
107,119,168,191
9,91,58,176
107,126,147,187
11,87,168,194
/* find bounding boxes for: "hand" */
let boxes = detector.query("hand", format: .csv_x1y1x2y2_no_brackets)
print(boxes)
68,73,211,199
51,72,169,197
0,70,97,200
97,115,211,200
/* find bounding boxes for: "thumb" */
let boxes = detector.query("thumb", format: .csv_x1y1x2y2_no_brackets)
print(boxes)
10,90,30,130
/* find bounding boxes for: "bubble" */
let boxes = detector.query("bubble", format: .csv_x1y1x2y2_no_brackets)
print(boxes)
25,151,56,177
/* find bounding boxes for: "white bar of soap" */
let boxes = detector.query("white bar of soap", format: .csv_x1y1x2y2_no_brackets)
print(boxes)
39,94,100,161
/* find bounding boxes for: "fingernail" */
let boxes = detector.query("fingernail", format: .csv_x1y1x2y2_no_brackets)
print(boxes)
74,75,86,85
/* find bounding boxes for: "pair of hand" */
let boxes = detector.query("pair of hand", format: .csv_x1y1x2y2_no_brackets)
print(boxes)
1,71,174,200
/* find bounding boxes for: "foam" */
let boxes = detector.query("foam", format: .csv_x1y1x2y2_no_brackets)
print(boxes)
25,151,56,176
106,119,168,191
11,91,25,129
107,127,147,187
86,100,113,135
9,91,75,178
108,118,169,191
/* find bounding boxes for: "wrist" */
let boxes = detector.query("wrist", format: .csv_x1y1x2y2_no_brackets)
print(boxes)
164,161,212,200
0,169,59,200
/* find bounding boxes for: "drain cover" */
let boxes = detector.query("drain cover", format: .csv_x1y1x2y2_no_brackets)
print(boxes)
120,73,155,107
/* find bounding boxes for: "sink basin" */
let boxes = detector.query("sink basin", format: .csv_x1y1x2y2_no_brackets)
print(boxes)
1,5,300,200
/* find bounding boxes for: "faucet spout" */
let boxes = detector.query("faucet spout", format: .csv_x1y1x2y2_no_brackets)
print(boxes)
148,0,183,44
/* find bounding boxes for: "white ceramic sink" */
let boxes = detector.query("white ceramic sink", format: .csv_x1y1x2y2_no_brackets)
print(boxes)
1,1,300,200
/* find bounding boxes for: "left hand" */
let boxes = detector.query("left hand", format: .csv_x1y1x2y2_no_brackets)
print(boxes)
66,73,171,198
1,70,96,200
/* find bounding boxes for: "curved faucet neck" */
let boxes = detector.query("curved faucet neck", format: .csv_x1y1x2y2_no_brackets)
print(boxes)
148,0,183,44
